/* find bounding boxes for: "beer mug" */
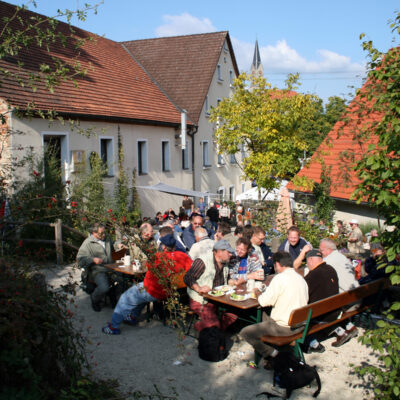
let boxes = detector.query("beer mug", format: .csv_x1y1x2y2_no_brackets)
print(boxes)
247,279,255,292
124,255,131,266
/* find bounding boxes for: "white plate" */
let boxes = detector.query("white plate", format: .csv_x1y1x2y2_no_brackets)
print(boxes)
230,294,246,302
208,290,225,297
214,285,231,293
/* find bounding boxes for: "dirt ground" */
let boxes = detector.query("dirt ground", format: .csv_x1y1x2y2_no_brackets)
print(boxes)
44,264,378,400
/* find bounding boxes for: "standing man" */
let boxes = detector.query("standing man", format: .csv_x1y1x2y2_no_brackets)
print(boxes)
240,251,308,366
77,223,117,312
278,225,312,270
206,202,219,232
347,219,364,255
319,238,359,292
184,240,237,331
219,201,230,224
198,197,206,217
182,213,203,250
182,195,194,217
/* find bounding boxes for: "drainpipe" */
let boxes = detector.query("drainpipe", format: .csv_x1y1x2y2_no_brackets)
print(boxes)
187,125,198,191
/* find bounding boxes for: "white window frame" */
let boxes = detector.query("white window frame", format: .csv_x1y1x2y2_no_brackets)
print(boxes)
137,139,148,175
217,153,225,166
229,70,234,85
202,140,211,168
204,95,210,116
182,140,189,170
99,136,114,176
161,140,170,172
41,131,70,182
217,64,223,82
229,185,235,201
229,153,236,164
217,186,225,202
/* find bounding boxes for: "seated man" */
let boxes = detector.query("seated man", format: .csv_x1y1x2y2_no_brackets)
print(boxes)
126,222,156,262
184,239,237,331
182,213,204,250
229,237,264,285
189,227,214,260
319,238,359,292
77,222,120,312
102,234,192,335
240,251,308,367
251,226,274,275
278,225,312,270
156,225,187,254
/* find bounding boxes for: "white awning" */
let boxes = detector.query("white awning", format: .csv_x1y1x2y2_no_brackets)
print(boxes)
236,180,293,201
136,182,217,198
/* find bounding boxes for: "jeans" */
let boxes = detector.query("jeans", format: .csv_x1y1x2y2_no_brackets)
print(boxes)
92,272,110,304
110,282,157,328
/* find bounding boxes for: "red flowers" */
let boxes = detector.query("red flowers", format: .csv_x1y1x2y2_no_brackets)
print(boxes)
107,208,112,213
33,170,39,176
71,201,77,208
18,240,23,247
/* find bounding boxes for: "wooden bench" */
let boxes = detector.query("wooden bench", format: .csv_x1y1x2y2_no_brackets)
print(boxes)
260,278,390,362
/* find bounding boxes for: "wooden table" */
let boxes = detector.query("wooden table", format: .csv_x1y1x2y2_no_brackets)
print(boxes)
104,262,147,276
203,290,262,325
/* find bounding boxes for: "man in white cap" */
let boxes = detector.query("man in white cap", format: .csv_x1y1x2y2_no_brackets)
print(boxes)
184,239,237,331
347,219,364,254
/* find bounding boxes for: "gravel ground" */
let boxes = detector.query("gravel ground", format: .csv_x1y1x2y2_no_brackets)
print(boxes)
44,263,378,400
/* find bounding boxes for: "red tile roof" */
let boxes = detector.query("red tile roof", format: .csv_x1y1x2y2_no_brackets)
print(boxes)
287,93,382,201
122,32,239,124
0,1,182,125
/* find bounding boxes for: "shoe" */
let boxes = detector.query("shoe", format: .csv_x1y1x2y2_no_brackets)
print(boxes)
332,327,358,347
307,343,325,353
263,356,275,370
123,314,138,326
90,295,102,312
102,323,121,335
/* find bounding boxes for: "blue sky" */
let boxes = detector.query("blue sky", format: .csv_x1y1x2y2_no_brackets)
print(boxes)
7,0,400,103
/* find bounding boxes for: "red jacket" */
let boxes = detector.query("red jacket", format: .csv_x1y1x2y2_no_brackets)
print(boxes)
144,250,192,299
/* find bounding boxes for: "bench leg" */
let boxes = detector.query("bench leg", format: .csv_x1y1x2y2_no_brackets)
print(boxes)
294,341,305,363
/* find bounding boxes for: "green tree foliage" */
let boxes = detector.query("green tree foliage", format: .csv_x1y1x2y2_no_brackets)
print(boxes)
312,164,335,228
343,12,400,399
210,73,318,192
114,127,129,221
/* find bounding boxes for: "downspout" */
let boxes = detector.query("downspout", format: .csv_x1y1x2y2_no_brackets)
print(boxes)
187,125,198,191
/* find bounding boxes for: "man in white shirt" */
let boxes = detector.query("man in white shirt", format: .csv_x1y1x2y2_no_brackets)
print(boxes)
240,251,309,366
319,238,359,293
189,227,214,260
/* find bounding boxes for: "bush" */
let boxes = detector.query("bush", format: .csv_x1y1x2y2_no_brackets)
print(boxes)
0,259,120,399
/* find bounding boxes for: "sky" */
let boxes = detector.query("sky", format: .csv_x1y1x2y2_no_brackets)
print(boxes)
6,0,400,104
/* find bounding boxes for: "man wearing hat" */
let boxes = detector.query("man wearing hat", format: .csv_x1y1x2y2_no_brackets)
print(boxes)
303,249,339,352
347,219,364,254
102,234,192,335
184,239,237,331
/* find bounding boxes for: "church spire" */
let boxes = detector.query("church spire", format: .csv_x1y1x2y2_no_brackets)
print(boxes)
251,39,264,77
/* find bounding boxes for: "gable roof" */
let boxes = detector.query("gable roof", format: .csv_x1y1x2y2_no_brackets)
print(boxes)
0,1,182,126
287,91,381,201
122,32,239,124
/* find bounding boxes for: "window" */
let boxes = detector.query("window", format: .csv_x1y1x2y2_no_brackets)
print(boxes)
161,141,170,172
137,140,148,175
217,64,223,82
242,183,245,193
202,141,210,167
217,187,225,202
100,137,113,176
217,153,224,165
229,70,234,85
217,98,222,106
223,41,228,53
204,95,209,116
229,186,235,201
241,143,246,160
182,140,189,170
230,153,236,164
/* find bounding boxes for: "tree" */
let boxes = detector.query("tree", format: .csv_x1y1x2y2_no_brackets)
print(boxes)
210,73,319,192
343,12,400,399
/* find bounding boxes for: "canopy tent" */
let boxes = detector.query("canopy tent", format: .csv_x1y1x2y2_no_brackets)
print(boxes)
136,182,217,198
236,180,293,202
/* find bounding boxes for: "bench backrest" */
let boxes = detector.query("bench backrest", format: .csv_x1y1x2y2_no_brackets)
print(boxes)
288,278,389,326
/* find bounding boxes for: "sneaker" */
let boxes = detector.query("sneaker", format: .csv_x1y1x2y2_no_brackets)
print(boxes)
307,343,325,353
102,323,121,335
90,295,102,312
332,326,358,347
123,314,138,326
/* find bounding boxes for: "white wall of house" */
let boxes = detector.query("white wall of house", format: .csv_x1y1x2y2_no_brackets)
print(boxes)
9,114,195,218
194,40,251,205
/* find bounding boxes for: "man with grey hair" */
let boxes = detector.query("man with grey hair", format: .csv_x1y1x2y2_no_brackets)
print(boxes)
189,227,214,260
319,238,359,293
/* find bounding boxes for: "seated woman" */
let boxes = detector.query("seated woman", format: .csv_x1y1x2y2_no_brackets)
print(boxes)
228,237,264,286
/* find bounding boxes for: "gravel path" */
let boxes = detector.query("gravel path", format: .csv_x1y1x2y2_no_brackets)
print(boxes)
44,264,378,400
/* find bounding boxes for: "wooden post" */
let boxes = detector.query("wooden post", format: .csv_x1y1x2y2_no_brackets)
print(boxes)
54,219,63,264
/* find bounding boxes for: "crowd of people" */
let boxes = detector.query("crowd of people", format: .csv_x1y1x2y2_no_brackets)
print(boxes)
76,197,397,369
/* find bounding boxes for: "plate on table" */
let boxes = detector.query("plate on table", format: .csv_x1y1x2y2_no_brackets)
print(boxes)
208,290,225,297
230,293,246,302
214,285,231,293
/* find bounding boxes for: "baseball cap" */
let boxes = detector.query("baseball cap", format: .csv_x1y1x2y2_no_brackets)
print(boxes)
306,249,323,259
159,234,176,248
213,239,235,253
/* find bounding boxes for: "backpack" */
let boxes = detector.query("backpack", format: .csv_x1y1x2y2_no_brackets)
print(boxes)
198,327,228,362
258,351,321,399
